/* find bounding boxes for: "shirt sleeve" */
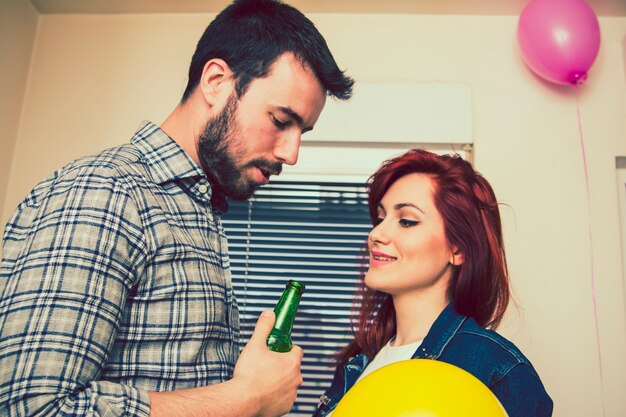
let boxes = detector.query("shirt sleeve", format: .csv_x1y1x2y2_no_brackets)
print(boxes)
491,362,554,417
0,166,151,417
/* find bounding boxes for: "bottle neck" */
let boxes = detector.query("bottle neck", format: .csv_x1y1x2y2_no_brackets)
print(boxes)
274,289,301,332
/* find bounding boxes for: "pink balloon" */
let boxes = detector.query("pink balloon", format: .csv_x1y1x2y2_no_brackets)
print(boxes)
517,0,601,86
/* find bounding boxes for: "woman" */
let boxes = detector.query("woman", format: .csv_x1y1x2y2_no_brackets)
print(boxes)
313,149,552,417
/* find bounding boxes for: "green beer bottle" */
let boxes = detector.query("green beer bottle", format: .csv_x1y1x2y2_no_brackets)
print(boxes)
266,280,305,352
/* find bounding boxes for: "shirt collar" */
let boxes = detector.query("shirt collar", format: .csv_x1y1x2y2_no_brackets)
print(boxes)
131,120,205,186
130,120,230,214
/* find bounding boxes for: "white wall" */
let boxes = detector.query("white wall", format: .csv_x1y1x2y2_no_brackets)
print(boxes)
0,0,38,230
1,11,625,417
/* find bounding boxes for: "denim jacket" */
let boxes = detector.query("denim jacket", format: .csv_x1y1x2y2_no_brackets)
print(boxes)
313,303,553,417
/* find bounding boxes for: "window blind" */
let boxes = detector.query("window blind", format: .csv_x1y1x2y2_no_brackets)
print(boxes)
222,180,370,416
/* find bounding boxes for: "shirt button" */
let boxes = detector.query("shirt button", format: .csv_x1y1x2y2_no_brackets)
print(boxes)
199,185,208,194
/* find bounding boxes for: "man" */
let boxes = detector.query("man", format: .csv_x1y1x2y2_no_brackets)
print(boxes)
0,1,353,416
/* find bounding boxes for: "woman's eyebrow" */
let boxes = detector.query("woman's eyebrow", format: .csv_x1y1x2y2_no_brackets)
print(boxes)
394,202,425,215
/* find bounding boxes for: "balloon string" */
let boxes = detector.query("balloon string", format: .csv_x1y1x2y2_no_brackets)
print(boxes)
575,85,605,417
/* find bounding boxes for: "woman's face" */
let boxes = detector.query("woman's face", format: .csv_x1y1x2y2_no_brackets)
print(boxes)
365,173,460,297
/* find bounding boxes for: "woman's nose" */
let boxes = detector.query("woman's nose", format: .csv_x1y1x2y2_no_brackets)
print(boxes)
368,223,389,245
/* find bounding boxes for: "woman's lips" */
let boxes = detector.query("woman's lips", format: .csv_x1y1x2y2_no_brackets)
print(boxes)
370,251,397,267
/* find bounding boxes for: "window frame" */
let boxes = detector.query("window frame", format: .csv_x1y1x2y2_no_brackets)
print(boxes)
223,142,472,416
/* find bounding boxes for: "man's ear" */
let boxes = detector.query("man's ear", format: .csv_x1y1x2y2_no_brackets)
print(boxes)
450,247,464,266
198,58,235,107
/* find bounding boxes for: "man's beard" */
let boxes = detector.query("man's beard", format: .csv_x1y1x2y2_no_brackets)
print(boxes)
197,94,282,202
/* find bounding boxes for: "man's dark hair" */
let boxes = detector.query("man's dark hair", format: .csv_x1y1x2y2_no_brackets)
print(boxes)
182,0,353,102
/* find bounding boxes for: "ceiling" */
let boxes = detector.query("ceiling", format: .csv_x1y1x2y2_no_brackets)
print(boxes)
28,0,626,16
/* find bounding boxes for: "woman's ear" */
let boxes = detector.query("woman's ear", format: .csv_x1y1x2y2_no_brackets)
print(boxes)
450,247,464,266
198,58,235,107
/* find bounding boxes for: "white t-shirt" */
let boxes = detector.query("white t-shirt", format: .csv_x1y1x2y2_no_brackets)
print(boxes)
326,338,422,417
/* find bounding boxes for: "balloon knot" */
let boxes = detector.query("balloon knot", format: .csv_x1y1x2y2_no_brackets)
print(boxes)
568,71,588,86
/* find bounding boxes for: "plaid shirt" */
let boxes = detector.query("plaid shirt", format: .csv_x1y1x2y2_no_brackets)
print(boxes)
0,121,240,417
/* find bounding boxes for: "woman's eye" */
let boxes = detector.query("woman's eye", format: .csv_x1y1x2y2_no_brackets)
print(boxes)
374,217,384,225
399,219,419,227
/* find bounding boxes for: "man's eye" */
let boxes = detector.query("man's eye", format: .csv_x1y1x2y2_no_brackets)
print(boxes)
399,219,419,227
271,115,289,129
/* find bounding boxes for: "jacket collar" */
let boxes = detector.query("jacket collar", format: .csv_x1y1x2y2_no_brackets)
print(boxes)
411,302,467,360
343,302,468,367
321,303,469,417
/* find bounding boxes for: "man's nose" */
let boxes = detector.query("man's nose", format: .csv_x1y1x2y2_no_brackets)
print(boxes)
274,131,301,165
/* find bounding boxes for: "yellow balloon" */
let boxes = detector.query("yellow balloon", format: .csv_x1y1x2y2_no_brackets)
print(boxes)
332,359,508,417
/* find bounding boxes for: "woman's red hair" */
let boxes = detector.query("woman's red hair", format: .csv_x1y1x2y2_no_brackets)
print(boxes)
338,149,510,364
